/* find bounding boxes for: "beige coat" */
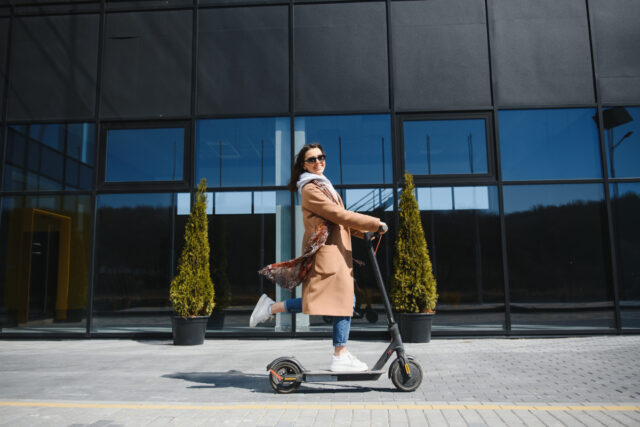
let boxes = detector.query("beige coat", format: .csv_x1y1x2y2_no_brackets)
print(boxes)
300,183,382,316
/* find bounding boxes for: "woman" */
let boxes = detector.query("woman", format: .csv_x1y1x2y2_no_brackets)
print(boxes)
250,143,388,372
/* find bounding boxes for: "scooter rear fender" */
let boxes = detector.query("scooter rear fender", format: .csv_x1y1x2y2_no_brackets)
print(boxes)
266,356,306,373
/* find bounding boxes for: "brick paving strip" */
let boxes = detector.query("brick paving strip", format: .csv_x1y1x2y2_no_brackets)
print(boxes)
1,401,639,411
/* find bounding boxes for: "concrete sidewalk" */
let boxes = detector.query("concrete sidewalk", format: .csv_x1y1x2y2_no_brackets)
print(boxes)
0,336,639,426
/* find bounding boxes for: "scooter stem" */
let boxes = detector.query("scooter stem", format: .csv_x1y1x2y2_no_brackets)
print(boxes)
364,232,397,328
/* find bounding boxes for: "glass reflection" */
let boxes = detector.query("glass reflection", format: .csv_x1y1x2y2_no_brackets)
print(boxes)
611,183,640,330
416,186,504,331
294,115,392,184
3,123,95,191
196,117,290,187
499,108,602,180
0,195,92,333
403,118,488,176
92,193,185,332
603,107,640,178
105,127,184,182
207,190,292,331
503,184,614,330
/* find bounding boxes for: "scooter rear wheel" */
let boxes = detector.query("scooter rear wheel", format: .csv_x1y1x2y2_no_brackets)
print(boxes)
269,360,301,394
390,358,423,392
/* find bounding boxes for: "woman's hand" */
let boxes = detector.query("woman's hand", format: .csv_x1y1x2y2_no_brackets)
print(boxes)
377,222,388,234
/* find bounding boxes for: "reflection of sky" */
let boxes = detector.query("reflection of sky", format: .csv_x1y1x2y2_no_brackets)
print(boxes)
295,115,392,184
213,191,281,215
404,119,487,175
98,193,173,209
67,123,95,165
28,124,64,151
612,182,640,198
499,108,601,180
606,107,640,178
345,188,394,212
106,128,184,182
196,118,290,187
503,184,604,215
10,123,95,166
416,186,496,211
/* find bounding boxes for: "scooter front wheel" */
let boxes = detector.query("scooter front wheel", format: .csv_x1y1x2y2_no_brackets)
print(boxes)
390,358,423,392
269,360,301,394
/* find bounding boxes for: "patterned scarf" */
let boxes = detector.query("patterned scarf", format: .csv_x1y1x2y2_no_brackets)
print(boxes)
258,180,338,290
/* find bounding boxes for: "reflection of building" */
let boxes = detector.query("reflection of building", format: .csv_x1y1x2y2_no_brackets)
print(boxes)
1,0,639,337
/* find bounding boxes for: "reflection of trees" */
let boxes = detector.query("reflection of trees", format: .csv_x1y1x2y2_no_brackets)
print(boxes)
211,217,232,308
612,193,640,300
420,211,503,305
94,207,172,310
506,200,609,303
210,214,276,306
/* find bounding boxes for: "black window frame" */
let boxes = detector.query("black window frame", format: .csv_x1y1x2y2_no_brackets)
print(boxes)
98,120,192,192
396,111,496,185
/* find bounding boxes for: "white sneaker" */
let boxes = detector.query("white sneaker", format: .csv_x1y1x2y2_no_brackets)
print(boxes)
330,351,368,372
249,294,274,327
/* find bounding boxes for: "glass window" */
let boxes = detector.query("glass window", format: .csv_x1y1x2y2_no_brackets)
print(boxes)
403,118,489,176
208,190,292,331
416,186,504,332
196,117,290,188
503,184,614,331
0,195,92,333
92,193,184,333
92,191,293,333
3,123,95,191
603,107,640,179
104,127,185,183
611,183,640,330
499,108,602,181
294,115,392,185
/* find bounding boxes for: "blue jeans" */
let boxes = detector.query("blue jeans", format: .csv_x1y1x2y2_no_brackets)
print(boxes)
284,297,353,347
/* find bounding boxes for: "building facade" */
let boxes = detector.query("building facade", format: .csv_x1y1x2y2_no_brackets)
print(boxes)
0,0,639,338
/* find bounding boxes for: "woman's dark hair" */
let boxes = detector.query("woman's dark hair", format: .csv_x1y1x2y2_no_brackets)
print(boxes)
287,143,324,192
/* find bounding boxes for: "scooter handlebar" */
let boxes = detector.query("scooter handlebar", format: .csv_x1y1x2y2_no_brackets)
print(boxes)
364,231,379,242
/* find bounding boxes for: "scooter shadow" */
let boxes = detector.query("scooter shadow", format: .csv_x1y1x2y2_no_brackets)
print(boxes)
163,370,396,394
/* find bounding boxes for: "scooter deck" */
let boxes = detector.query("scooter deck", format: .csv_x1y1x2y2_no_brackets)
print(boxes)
303,369,385,382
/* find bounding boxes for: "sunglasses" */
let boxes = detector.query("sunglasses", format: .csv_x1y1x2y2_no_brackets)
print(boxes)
304,154,326,164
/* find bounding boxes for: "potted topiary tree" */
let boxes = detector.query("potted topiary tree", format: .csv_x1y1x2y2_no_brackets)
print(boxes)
390,172,438,343
170,178,215,345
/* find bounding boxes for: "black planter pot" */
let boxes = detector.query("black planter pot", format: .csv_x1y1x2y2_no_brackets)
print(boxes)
396,312,434,343
171,316,208,345
207,308,226,330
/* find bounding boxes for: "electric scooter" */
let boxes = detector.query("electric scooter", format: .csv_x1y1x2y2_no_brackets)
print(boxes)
266,232,424,393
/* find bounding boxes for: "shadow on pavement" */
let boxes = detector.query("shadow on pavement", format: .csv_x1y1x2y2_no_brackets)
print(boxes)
164,370,395,394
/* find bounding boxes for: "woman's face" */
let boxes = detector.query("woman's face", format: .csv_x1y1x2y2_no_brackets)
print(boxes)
302,147,326,175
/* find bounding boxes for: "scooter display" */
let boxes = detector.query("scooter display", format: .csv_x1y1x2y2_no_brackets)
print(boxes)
266,232,424,393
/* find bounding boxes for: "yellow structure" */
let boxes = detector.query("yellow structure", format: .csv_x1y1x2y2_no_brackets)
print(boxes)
4,208,71,324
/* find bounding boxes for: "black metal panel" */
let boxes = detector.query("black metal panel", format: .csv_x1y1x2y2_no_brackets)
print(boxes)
391,0,491,110
489,0,595,106
294,2,389,113
8,14,99,121
589,0,640,104
100,10,192,119
0,18,8,119
197,6,289,116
